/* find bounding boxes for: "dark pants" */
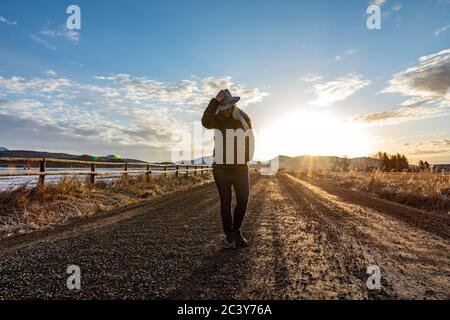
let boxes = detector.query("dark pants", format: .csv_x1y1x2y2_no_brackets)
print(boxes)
213,167,250,235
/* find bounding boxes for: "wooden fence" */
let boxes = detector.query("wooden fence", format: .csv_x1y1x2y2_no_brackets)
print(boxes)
0,157,212,187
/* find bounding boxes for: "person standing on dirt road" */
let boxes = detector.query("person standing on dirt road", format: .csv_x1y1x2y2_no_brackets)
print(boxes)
202,89,255,249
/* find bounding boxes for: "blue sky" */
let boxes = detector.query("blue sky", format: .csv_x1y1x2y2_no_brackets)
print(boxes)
0,0,449,163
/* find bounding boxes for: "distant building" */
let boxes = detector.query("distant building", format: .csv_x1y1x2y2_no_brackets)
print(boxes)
433,164,450,173
348,157,383,172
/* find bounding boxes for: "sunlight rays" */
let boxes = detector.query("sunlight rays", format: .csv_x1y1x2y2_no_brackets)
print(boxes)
255,110,372,160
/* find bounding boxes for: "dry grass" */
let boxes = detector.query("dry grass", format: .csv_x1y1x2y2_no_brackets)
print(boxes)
298,170,450,214
0,173,212,238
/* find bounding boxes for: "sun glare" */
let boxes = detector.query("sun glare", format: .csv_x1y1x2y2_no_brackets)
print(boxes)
255,111,372,160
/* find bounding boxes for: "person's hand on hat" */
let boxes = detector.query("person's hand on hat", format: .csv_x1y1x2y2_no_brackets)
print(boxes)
215,89,228,103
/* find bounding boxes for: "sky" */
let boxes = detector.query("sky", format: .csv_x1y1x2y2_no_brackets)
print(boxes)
0,0,449,164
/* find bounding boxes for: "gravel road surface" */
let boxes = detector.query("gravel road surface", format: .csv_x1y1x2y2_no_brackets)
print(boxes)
0,173,448,299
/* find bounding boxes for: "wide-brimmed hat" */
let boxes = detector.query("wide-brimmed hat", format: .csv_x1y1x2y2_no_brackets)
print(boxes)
216,89,240,112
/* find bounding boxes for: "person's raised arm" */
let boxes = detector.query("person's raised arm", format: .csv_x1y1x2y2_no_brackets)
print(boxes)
202,90,227,129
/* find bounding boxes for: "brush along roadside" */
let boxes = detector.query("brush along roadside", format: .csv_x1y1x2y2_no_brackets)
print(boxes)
0,174,213,239
292,170,450,215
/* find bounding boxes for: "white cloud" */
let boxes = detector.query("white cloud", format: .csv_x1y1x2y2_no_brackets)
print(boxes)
375,2,402,18
334,49,356,62
308,73,371,107
40,27,80,43
299,74,323,83
0,76,27,91
95,74,130,81
392,3,402,11
94,74,267,108
401,139,450,157
0,16,17,26
434,24,450,36
0,73,267,151
351,102,450,126
0,75,72,93
371,0,387,7
45,70,57,77
352,49,450,126
382,48,450,98
29,35,57,50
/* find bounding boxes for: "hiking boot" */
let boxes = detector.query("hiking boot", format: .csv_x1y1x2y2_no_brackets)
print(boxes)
223,233,236,249
234,231,249,248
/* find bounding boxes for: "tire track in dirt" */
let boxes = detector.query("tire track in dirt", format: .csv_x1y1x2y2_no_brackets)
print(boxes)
281,173,450,300
168,176,267,299
239,175,370,299
173,175,371,299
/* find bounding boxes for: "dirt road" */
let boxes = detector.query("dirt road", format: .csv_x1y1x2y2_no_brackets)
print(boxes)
0,173,449,299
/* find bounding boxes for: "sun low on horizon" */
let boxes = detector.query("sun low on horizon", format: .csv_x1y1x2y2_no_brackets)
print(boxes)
254,110,373,161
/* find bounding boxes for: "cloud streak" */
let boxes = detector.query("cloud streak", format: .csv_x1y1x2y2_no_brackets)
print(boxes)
353,49,450,125
402,139,450,157
29,35,57,50
29,25,81,50
40,26,80,43
435,24,450,36
382,49,450,98
351,103,450,125
308,73,370,107
371,0,387,7
299,74,323,83
0,16,18,26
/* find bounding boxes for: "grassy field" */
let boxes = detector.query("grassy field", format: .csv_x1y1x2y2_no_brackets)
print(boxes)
292,170,450,215
0,174,212,239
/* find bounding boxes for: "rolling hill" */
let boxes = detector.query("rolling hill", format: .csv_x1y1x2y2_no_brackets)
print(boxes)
0,147,148,167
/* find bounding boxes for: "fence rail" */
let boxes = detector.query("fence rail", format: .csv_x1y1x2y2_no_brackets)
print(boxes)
0,157,212,187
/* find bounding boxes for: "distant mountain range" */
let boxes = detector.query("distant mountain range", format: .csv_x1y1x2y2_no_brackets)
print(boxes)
0,147,149,167
2,147,442,171
0,146,389,172
179,154,383,172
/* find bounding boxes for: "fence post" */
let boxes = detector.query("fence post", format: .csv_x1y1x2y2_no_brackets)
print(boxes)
124,161,128,181
90,163,96,186
38,158,46,188
185,165,189,177
175,165,179,177
163,166,167,178
194,165,197,176
146,164,150,183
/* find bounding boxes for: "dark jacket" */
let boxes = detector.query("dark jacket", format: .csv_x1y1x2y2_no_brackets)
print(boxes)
202,98,254,169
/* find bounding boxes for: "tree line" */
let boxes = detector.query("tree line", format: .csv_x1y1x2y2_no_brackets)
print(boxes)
373,152,431,172
373,152,409,172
